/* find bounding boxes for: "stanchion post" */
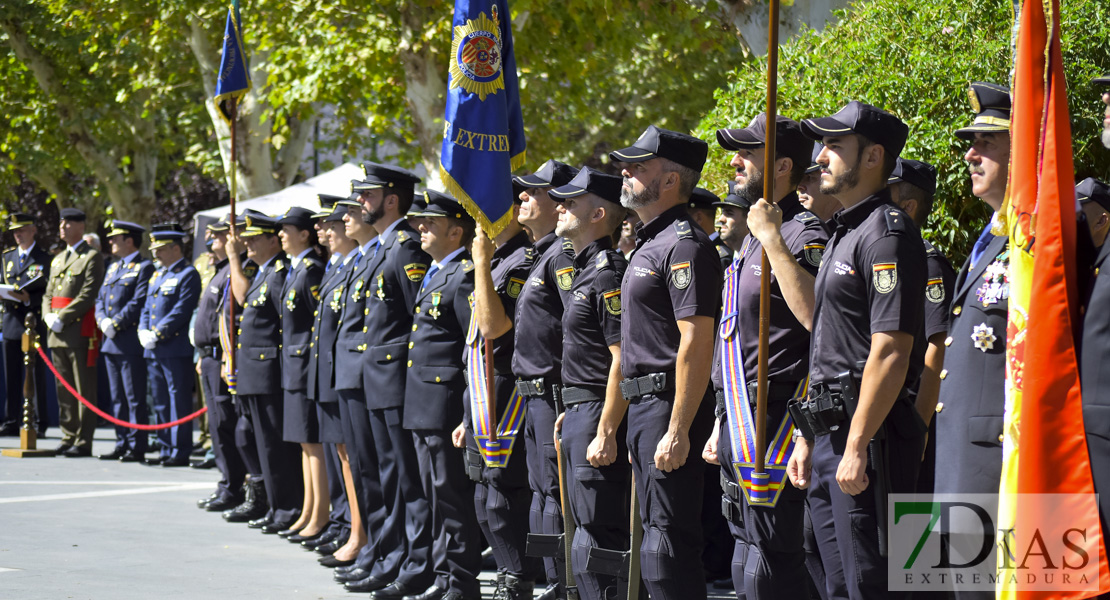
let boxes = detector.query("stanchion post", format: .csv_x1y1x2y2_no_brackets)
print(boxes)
2,313,53,457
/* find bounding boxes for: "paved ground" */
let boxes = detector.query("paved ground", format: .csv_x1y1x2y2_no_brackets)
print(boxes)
0,428,736,599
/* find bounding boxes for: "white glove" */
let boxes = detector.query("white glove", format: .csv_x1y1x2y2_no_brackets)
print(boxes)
138,329,157,350
45,314,62,332
99,318,116,339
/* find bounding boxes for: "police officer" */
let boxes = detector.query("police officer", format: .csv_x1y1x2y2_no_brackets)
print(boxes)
886,158,957,498
95,220,154,461
702,113,827,600
466,190,538,600
304,199,355,553
344,163,434,598
595,125,721,600
404,192,482,600
1078,178,1110,541
797,143,841,224
788,101,926,600
548,167,630,600
509,158,577,600
195,216,249,511
274,207,328,540
688,187,734,269
43,207,106,457
138,224,201,467
933,85,1011,527
1,213,50,437
225,213,303,531
1096,71,1110,149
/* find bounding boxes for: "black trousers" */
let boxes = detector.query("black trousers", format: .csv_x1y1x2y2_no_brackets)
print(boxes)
364,405,433,587
2,336,47,431
235,399,262,477
104,353,147,454
562,399,630,600
808,413,923,600
413,429,481,597
626,389,714,600
337,389,388,569
465,375,539,579
524,392,562,584
717,400,808,600
243,393,303,523
201,356,244,500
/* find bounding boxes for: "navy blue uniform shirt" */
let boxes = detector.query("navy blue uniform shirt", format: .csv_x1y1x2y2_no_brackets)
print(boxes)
620,204,723,378
810,189,926,389
480,231,534,373
511,232,575,381
194,258,230,352
923,240,957,340
561,237,626,392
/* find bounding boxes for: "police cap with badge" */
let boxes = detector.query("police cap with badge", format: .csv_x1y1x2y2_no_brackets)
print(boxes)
416,190,474,223
955,82,1012,140
888,158,937,198
6,212,35,231
1077,177,1110,212
716,112,813,175
149,223,187,249
687,188,720,212
610,125,709,172
106,220,146,240
277,207,316,230
353,162,422,194
800,100,909,160
549,167,624,205
239,213,280,237
59,207,86,222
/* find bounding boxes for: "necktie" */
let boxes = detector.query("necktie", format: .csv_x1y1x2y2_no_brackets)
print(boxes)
968,224,995,269
372,238,383,258
422,263,440,292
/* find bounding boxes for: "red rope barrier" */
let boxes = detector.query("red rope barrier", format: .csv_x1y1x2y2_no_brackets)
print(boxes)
36,345,207,431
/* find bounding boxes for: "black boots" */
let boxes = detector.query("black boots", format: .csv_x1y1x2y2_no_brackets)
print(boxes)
222,477,267,523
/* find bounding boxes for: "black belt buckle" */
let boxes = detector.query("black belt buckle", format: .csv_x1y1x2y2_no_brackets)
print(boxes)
649,372,667,393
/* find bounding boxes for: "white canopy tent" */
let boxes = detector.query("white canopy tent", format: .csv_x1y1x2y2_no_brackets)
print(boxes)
192,162,363,258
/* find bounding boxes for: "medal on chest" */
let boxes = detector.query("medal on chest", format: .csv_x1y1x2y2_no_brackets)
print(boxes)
331,285,344,312
253,282,268,306
376,274,386,301
975,252,1010,307
971,323,997,352
286,289,297,312
429,292,442,320
351,278,364,302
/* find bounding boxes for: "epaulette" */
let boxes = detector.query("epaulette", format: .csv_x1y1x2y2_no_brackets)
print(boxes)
462,259,475,273
716,244,732,259
275,259,285,272
3,247,14,255
794,211,820,224
883,208,909,234
596,252,609,270
525,246,537,261
561,238,575,254
674,220,693,239
396,230,409,243
923,238,939,257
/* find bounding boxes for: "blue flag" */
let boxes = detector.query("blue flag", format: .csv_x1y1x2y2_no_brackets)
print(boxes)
440,0,527,237
213,1,251,124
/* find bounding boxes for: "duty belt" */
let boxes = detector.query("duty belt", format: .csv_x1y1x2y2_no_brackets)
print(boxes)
463,448,483,482
714,380,802,415
619,371,675,401
719,470,744,527
515,377,551,398
561,386,603,407
197,344,221,359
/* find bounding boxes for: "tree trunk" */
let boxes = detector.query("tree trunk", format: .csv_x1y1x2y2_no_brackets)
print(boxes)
690,0,853,54
398,8,447,188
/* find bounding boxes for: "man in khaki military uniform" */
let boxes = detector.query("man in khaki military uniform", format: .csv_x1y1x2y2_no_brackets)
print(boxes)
42,207,106,457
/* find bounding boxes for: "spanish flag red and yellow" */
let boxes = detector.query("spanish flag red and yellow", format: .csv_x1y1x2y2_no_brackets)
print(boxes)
995,0,1109,597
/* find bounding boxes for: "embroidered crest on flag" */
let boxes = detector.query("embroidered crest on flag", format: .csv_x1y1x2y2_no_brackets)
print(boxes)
449,8,504,101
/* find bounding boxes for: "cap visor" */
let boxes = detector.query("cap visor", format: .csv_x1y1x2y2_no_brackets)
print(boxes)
1093,74,1110,85
548,185,588,200
608,146,656,164
512,173,552,187
716,128,764,151
800,116,854,141
954,124,1009,140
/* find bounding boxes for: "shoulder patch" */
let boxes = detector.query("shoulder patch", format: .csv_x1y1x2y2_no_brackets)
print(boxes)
794,211,819,223
803,243,825,267
872,262,898,294
670,261,692,289
883,209,908,234
507,277,525,298
596,252,609,270
404,263,428,282
462,259,475,273
925,277,945,304
556,266,575,290
603,289,622,315
674,220,693,239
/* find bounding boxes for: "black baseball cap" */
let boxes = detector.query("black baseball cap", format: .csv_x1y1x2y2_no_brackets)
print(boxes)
888,158,938,198
801,101,909,160
955,82,1011,140
1094,72,1110,86
1077,177,1110,211
805,142,825,174
610,125,709,172
716,113,813,174
513,159,578,189
549,167,623,204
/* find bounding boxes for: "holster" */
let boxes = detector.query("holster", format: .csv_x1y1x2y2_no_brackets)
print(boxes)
464,448,483,482
719,470,744,527
525,532,564,558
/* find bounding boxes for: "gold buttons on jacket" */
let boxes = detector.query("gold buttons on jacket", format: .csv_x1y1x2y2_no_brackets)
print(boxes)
953,306,962,315
435,376,441,382
998,434,1004,442
386,354,392,360
408,342,414,349
944,336,952,347
939,369,947,380
407,359,413,367
935,403,943,413
412,324,418,332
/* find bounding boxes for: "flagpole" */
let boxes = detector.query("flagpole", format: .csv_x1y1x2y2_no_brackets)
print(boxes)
228,97,238,385
754,0,781,486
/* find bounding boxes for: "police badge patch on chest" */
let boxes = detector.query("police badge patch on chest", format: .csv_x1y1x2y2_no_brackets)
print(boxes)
670,262,691,289
872,263,897,294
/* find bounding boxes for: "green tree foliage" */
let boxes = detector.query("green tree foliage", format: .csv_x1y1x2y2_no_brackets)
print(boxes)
695,0,1110,262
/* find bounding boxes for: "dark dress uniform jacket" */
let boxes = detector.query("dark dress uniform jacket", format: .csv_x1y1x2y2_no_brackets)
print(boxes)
2,243,50,340
934,233,1009,495
139,259,201,359
235,254,289,396
334,243,377,392
403,251,475,431
96,254,154,356
362,222,431,409
1083,241,1110,531
280,252,324,393
307,255,349,404
195,258,230,357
